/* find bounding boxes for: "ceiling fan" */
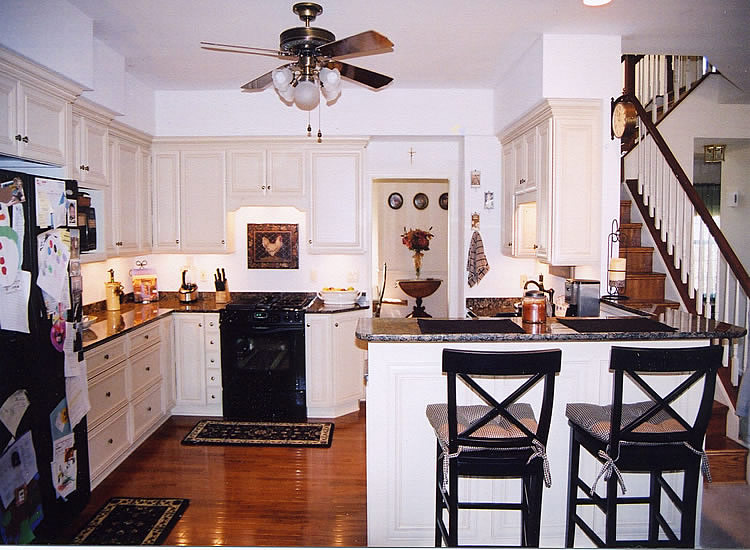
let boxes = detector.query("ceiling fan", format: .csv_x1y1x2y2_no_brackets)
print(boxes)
201,2,394,111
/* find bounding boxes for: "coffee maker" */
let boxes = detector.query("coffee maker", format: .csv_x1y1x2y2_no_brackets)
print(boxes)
564,279,600,317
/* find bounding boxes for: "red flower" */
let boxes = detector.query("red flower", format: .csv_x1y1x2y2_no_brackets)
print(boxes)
401,227,434,252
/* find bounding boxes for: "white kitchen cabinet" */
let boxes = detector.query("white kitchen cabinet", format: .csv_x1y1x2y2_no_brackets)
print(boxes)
85,317,172,488
500,99,601,265
0,74,73,165
501,129,539,258
307,143,366,254
71,99,116,185
226,146,306,210
305,309,367,417
152,143,230,253
172,312,222,416
108,124,152,256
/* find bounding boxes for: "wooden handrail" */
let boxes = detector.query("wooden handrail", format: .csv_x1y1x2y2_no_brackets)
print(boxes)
624,93,750,300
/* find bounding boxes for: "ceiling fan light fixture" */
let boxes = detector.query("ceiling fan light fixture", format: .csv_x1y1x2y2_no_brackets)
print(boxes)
319,67,342,100
582,0,613,5
276,84,295,103
272,67,294,90
294,77,320,110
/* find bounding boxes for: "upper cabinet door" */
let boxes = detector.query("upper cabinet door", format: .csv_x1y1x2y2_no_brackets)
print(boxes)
267,149,305,197
308,148,365,254
80,117,109,185
0,74,18,157
180,150,228,252
226,148,265,201
17,82,68,165
152,151,181,251
111,137,141,255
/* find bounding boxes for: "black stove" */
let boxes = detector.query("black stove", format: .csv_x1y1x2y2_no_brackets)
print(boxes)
222,292,316,325
220,292,316,421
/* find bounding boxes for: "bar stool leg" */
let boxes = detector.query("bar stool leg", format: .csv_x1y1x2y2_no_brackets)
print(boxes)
605,474,619,546
526,470,543,547
565,430,580,548
648,470,662,544
447,456,459,547
435,442,444,547
680,461,701,547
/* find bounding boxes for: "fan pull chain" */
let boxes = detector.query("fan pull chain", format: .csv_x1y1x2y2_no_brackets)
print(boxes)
307,112,312,137
317,101,322,143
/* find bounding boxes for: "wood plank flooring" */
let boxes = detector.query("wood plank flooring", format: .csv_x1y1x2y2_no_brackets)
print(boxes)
60,407,367,546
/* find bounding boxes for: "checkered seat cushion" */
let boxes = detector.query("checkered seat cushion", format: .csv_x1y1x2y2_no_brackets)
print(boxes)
565,401,686,442
425,403,538,451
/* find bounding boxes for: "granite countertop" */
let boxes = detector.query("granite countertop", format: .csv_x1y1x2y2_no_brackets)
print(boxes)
82,293,369,351
356,309,746,343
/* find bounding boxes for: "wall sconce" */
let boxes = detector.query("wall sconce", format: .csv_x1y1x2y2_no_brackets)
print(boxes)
704,144,725,163
605,219,628,300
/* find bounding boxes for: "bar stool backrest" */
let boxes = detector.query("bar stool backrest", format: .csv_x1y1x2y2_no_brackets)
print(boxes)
442,348,562,455
607,345,722,451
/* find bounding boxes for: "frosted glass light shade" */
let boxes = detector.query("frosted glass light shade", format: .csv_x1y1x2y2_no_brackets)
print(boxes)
294,79,320,110
277,85,295,102
272,67,293,90
320,68,341,101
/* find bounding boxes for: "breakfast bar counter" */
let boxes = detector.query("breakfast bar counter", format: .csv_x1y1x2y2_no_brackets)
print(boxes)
356,311,745,547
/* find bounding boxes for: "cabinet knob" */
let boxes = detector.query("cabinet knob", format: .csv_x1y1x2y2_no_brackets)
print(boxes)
176,239,180,244
147,406,152,412
210,358,215,364
14,134,22,141
267,185,271,190
533,244,538,249
104,354,110,360
144,334,149,339
85,165,90,171
308,239,312,244
107,438,113,444
507,242,512,247
519,178,526,185
221,239,225,245
22,136,28,143
211,394,216,399
80,164,86,170
210,376,216,381
209,340,214,345
335,322,339,327
209,322,214,327
261,185,266,190
105,391,111,397
145,366,151,371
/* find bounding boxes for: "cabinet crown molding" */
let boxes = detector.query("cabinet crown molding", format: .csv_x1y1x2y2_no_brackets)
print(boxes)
499,98,602,145
0,45,84,100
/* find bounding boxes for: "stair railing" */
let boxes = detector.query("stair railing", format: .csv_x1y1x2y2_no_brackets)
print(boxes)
632,54,715,124
624,93,750,388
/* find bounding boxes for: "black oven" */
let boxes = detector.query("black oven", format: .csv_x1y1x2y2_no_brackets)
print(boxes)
220,293,314,421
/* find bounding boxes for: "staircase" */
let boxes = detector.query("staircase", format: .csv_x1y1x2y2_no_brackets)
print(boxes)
618,199,748,483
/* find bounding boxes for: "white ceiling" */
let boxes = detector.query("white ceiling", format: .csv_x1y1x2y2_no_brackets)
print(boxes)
67,0,750,97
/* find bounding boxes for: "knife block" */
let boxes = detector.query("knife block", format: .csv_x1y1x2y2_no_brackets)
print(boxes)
215,286,230,304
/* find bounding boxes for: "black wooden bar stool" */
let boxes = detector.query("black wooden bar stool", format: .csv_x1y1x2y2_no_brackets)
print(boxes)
426,348,562,547
564,345,722,548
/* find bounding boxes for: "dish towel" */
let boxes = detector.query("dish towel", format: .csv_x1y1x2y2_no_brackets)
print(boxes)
466,230,490,287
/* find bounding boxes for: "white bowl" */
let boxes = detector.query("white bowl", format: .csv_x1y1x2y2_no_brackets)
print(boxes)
81,315,96,329
317,289,361,305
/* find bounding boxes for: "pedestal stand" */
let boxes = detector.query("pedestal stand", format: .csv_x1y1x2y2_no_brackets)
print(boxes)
397,279,442,318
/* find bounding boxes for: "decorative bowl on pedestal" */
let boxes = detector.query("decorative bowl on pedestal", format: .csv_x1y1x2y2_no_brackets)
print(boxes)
397,278,442,318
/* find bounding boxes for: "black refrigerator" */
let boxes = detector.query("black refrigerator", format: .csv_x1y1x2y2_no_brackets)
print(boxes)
0,169,90,544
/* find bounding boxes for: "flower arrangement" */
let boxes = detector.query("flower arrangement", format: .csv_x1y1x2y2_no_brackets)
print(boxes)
401,227,434,252
401,227,434,277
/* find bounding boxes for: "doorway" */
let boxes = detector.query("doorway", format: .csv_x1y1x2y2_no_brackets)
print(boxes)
373,178,449,318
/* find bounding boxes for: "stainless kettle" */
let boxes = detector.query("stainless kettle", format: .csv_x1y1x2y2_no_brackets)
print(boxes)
179,269,198,303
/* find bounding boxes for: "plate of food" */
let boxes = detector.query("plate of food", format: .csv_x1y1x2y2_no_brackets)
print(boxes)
317,287,361,305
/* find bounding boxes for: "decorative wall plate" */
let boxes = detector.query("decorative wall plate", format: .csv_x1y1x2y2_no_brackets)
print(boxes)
413,192,429,210
387,192,403,209
439,192,448,210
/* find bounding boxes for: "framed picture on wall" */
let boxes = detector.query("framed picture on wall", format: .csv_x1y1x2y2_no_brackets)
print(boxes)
247,223,299,269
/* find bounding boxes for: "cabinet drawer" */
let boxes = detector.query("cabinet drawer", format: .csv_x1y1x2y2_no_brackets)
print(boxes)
129,345,161,396
205,350,220,372
89,408,130,478
132,384,163,440
204,332,220,352
204,315,219,332
128,322,161,355
206,367,221,388
88,365,128,428
86,338,127,379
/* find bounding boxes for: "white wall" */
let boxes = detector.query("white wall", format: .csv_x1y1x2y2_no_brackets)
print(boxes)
721,141,750,271
494,38,544,132
82,39,125,115
0,0,94,88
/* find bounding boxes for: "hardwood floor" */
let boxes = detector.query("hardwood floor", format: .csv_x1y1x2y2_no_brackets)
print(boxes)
61,407,367,546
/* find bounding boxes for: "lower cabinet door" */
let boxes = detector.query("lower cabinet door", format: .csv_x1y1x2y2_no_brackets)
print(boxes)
88,407,130,479
132,384,164,440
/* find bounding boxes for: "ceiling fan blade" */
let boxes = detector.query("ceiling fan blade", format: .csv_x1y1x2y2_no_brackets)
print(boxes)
241,70,275,91
329,61,393,89
201,41,286,58
316,30,393,59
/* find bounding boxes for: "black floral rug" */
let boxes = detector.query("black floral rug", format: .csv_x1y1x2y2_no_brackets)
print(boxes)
181,419,334,447
71,497,189,545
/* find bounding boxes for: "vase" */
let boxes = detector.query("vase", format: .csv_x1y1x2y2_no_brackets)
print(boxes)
412,251,423,278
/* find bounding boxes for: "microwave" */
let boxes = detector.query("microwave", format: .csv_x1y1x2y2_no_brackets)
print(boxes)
76,192,97,252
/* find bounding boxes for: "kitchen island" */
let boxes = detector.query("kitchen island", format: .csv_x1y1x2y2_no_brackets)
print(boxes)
356,310,746,547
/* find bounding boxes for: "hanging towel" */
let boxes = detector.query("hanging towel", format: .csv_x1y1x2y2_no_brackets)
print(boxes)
467,230,490,287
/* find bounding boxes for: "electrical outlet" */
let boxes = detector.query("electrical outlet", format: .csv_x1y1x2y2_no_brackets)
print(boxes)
347,271,359,283
310,269,318,283
199,269,209,283
520,275,528,288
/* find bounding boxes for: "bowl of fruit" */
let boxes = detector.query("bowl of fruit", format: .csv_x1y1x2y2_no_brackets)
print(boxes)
317,287,361,305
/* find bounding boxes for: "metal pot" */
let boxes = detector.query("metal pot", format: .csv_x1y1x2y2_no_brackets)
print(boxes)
179,269,198,303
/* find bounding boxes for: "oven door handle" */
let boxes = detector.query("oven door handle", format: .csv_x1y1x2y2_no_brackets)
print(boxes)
245,325,302,334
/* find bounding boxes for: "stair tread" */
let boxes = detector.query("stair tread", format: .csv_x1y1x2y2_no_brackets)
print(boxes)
713,401,730,415
706,434,749,453
620,246,654,252
626,272,666,279
620,222,642,228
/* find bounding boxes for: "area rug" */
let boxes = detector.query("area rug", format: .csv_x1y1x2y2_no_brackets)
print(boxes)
181,419,334,448
71,497,189,545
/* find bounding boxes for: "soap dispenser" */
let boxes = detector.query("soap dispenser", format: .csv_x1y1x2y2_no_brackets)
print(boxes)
105,268,123,311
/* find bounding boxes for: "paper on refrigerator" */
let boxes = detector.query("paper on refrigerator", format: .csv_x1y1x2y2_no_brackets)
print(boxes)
0,269,30,333
64,374,90,430
34,177,66,229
